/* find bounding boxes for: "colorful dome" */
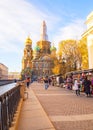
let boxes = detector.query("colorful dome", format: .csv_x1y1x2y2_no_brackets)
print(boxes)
25,36,32,45
34,46,40,52
50,46,57,51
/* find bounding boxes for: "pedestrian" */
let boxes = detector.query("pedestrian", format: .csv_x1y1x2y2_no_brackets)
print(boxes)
56,76,60,86
43,76,49,90
48,77,52,85
66,76,72,89
59,76,64,87
82,76,91,97
91,77,93,94
74,79,80,96
26,77,30,88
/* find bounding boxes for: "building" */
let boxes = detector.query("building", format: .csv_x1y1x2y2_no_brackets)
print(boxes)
22,21,57,79
0,63,8,79
22,36,33,70
8,72,20,80
82,11,93,69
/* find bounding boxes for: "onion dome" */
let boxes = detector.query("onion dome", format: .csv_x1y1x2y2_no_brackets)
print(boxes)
34,45,40,52
50,46,57,51
25,36,32,46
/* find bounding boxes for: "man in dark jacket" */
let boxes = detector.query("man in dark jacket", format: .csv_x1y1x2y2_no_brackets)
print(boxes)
43,76,49,90
82,76,91,97
59,76,64,87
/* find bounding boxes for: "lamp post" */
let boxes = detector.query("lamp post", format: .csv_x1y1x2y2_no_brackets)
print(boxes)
59,57,66,76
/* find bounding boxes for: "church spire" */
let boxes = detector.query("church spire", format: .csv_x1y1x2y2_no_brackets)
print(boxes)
40,20,48,41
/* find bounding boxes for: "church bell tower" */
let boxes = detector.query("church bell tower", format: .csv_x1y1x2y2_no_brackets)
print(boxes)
22,36,33,70
36,21,51,54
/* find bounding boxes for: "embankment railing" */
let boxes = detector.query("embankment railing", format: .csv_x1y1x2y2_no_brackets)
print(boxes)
0,83,21,130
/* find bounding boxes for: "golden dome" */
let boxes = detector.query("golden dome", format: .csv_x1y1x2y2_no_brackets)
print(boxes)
25,36,32,45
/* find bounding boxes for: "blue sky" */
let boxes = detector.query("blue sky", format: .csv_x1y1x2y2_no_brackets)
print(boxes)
0,0,93,72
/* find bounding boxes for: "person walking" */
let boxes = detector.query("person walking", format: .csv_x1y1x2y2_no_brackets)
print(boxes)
48,77,52,85
82,76,91,97
59,76,64,87
91,77,93,95
43,76,49,90
26,77,30,88
74,79,80,96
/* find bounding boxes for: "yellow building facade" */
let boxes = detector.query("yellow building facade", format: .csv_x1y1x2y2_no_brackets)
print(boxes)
82,11,93,69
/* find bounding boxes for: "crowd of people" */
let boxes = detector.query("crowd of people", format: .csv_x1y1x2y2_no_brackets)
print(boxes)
64,74,93,97
24,73,93,97
38,74,93,97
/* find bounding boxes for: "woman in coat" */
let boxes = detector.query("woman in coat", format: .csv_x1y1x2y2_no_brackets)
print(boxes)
74,79,80,96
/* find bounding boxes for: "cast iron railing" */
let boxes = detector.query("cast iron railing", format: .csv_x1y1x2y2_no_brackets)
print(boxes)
0,83,21,130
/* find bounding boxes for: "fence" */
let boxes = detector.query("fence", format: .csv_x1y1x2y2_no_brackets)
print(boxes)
0,80,15,86
0,83,21,130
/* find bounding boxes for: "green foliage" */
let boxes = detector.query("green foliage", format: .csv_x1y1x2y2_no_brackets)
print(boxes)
21,67,33,79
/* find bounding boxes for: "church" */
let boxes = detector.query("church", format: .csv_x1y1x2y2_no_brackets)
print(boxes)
21,21,57,79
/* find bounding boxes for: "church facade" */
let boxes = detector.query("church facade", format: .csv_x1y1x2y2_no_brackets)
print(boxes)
22,21,57,79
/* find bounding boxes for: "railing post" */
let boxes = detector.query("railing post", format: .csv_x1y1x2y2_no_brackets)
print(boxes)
19,81,26,99
0,83,21,130
0,95,9,130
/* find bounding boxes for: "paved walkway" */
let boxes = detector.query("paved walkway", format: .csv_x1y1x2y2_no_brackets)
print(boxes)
18,82,93,130
18,82,55,130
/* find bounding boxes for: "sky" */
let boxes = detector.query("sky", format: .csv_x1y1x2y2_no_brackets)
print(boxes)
0,0,93,72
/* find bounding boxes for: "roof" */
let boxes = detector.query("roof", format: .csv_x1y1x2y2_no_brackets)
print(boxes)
25,36,32,46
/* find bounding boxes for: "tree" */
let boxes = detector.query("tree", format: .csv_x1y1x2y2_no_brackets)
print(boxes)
58,39,82,72
78,37,88,69
51,57,60,75
21,67,33,80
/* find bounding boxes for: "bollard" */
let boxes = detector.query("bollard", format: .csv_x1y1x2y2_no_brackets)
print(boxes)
17,81,25,99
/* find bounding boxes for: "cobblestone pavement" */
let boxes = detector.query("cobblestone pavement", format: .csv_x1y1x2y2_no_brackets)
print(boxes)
31,82,93,130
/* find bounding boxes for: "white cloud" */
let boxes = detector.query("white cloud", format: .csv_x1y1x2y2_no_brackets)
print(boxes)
0,0,87,72
52,19,86,50
0,0,60,53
